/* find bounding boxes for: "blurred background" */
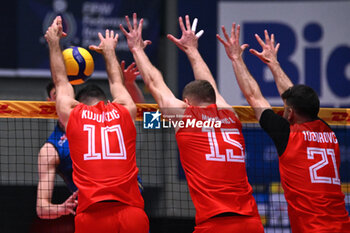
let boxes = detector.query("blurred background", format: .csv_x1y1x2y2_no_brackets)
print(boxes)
0,0,349,232
0,0,349,107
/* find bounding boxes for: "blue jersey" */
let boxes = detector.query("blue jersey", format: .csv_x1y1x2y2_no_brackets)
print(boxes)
46,124,77,192
46,123,143,194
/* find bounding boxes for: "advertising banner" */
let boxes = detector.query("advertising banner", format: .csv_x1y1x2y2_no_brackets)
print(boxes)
218,1,350,108
0,0,161,78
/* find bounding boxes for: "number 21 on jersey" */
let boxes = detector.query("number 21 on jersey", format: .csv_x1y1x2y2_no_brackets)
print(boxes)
83,124,127,160
307,147,340,185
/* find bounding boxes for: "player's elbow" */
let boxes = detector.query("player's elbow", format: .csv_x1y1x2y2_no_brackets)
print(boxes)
36,205,48,219
128,101,137,119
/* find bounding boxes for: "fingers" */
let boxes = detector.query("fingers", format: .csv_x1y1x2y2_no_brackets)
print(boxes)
230,23,235,41
144,40,152,47
98,32,104,41
191,18,198,32
125,15,132,31
179,16,186,32
167,34,182,48
196,30,204,38
65,203,77,215
255,33,265,47
272,33,280,52
189,17,204,38
56,16,63,29
138,18,144,34
216,34,228,46
167,34,179,44
249,48,261,57
222,26,230,43
133,13,138,30
264,29,270,44
241,44,249,51
185,15,191,31
88,45,99,51
119,24,128,36
70,191,78,200
105,29,110,38
67,209,76,215
66,202,77,208
275,43,280,53
121,60,125,70
52,16,59,27
235,24,241,41
271,33,275,46
127,62,137,71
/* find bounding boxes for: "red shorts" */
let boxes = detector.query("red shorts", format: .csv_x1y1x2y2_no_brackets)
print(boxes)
75,202,149,233
194,215,264,233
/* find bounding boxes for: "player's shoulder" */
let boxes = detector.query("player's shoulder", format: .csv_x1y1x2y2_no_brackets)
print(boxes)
38,142,59,166
316,117,333,131
108,102,131,116
47,124,64,140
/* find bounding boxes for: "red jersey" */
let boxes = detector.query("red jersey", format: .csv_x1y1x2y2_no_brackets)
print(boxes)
280,119,350,233
175,104,260,225
66,101,144,213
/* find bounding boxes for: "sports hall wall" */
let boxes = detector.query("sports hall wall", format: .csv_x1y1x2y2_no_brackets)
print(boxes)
0,0,349,233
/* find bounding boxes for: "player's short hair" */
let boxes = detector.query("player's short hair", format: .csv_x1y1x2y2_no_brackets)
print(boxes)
46,81,55,97
281,84,320,119
75,84,107,105
182,80,216,104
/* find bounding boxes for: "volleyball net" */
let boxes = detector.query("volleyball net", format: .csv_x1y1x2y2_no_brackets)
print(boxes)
0,101,349,233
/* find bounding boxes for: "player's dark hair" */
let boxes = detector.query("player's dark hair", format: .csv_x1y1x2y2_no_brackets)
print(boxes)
75,84,107,105
46,81,55,97
281,84,320,119
182,80,216,104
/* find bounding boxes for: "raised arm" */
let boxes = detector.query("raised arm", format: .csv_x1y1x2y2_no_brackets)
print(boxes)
217,23,271,120
167,15,230,109
120,13,186,111
89,30,136,119
121,61,145,103
45,16,78,129
36,143,78,219
249,30,293,95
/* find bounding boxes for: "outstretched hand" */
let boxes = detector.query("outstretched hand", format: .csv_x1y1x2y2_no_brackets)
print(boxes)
89,29,119,54
44,16,67,45
60,190,78,216
167,15,204,52
216,23,248,61
249,30,280,64
121,61,140,84
119,13,152,52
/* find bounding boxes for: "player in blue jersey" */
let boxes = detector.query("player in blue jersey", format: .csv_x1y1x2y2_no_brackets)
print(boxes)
36,82,78,219
36,63,144,220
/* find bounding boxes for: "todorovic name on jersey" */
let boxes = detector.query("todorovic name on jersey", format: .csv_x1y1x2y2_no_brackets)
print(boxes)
302,131,338,144
81,109,120,123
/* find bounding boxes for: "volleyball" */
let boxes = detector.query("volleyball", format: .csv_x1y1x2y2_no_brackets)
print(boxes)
62,46,94,85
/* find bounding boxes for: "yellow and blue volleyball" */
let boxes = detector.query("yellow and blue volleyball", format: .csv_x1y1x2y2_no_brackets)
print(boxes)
62,46,94,85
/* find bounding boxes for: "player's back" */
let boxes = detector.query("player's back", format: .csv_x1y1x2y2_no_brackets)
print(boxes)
280,119,350,233
176,104,259,224
66,101,144,213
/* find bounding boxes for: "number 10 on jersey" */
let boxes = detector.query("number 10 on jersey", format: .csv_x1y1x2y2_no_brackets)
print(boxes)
83,124,127,160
